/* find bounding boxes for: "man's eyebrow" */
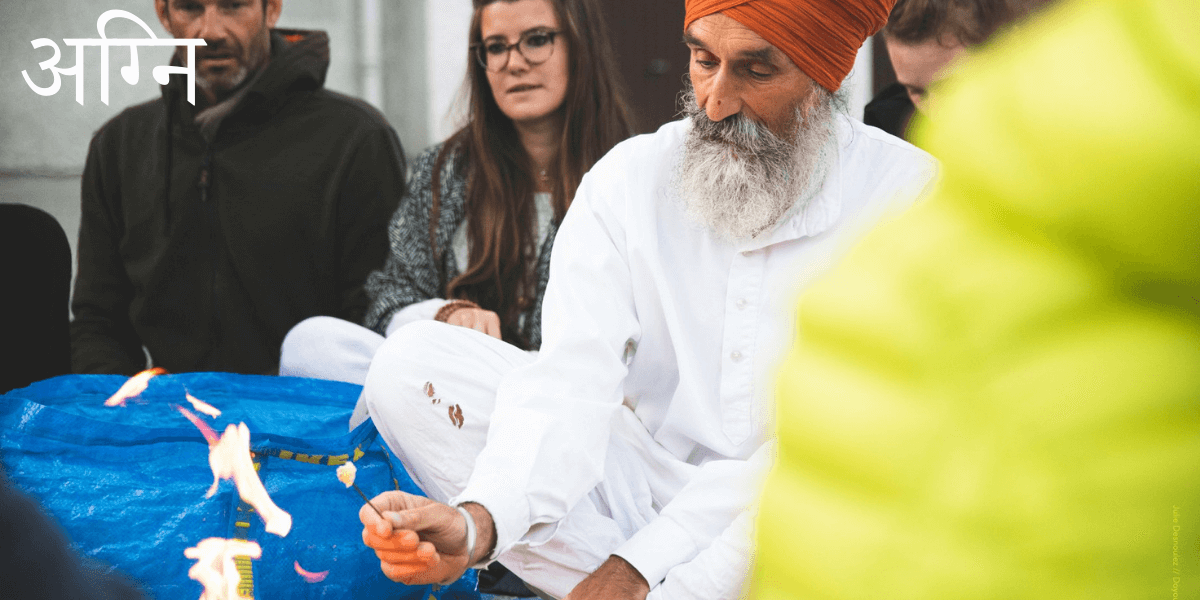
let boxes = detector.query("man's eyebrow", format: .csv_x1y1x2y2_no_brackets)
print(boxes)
741,46,779,63
682,33,780,64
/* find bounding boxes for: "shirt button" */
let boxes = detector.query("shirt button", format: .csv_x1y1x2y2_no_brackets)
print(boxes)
735,298,747,310
730,350,743,362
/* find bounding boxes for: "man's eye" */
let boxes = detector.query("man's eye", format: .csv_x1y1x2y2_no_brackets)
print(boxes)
748,69,770,80
485,42,509,56
524,33,551,48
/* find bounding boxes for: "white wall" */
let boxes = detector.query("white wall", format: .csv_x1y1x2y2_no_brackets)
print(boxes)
847,38,875,120
0,0,365,174
424,0,473,145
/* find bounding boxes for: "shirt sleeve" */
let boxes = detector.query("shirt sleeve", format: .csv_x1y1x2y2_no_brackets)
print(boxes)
644,508,758,600
451,152,641,556
614,441,774,587
69,129,147,375
386,298,449,336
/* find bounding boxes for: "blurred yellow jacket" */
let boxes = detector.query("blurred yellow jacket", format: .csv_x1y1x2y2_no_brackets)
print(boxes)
754,0,1199,598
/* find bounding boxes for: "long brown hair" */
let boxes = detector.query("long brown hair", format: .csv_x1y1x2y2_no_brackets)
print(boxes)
430,0,635,349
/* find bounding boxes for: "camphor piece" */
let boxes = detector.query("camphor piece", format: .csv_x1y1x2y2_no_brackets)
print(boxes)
336,460,384,519
175,405,220,446
184,537,262,600
186,391,222,417
336,461,357,488
103,367,167,406
206,422,293,537
294,560,329,584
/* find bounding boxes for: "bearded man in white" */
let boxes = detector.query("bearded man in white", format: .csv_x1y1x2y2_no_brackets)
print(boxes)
357,0,935,598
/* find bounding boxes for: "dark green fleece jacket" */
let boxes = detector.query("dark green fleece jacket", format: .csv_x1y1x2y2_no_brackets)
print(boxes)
71,30,406,375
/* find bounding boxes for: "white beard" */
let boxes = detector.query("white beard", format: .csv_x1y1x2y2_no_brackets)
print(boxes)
676,85,838,242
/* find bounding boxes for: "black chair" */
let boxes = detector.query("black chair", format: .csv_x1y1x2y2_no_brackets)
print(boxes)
0,203,72,394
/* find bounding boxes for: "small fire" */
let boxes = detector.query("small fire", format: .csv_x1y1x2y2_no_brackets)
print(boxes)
103,367,168,407
335,462,357,488
186,391,222,418
184,537,262,600
175,405,220,446
206,422,292,537
293,560,329,583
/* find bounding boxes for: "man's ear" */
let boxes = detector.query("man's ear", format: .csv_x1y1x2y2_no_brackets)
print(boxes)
265,0,283,29
154,0,171,33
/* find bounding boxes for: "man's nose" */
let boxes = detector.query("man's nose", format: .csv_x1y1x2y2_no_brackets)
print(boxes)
703,70,743,122
195,7,228,43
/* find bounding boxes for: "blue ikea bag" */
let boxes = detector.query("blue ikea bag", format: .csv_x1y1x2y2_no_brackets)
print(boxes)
0,373,480,600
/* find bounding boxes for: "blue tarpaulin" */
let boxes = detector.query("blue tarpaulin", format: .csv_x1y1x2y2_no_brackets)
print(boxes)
0,373,480,599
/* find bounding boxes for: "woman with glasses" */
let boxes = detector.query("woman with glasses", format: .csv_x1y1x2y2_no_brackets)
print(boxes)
280,0,634,393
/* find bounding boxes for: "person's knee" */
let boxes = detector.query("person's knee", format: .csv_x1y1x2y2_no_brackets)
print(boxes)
366,321,443,400
283,316,344,348
281,316,343,363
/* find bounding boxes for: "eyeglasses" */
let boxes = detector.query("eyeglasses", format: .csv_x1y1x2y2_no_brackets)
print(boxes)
473,29,561,72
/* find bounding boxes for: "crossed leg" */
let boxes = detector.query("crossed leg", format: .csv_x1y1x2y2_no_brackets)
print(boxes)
362,320,746,600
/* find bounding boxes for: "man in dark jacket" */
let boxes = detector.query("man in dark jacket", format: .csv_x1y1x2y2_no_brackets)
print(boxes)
70,0,407,375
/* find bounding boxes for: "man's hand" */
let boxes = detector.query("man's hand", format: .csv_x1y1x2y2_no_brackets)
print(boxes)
359,492,497,586
359,492,466,585
444,307,502,339
564,555,650,600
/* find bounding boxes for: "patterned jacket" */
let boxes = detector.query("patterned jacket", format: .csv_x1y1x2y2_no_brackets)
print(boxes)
363,144,559,349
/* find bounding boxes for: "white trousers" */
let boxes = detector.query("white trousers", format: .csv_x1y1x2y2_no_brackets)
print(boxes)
361,321,753,600
279,316,384,427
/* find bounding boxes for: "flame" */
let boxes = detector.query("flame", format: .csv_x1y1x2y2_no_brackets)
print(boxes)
335,461,357,488
206,422,292,537
186,391,222,418
103,367,167,407
293,560,329,583
184,537,262,600
174,405,220,446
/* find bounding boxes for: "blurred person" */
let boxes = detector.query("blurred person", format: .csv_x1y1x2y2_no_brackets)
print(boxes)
354,1,938,599
0,470,146,600
69,0,407,375
278,0,634,409
754,0,1199,598
0,205,71,394
863,0,1049,138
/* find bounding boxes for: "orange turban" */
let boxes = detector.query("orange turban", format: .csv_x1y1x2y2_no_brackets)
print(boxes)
684,0,895,92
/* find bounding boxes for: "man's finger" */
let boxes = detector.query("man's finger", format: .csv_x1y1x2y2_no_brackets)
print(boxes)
363,527,420,551
360,503,392,537
390,501,455,537
375,541,437,563
381,551,443,583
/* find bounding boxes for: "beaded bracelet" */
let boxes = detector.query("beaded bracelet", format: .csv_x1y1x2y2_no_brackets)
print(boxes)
434,299,481,323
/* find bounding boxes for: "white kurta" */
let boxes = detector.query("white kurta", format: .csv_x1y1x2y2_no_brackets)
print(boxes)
367,115,937,599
